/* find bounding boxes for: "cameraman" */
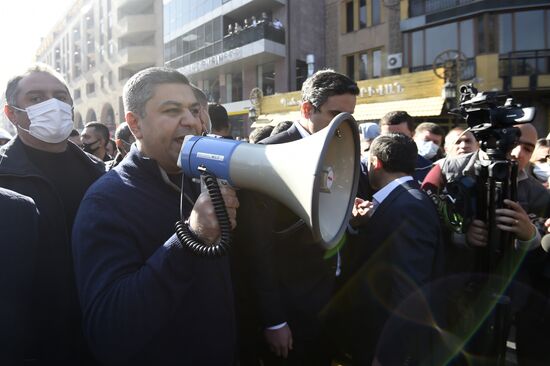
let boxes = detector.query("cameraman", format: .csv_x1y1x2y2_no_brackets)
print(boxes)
424,122,550,365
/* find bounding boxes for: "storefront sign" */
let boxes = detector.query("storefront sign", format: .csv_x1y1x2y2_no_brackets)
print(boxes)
261,69,444,114
359,82,404,97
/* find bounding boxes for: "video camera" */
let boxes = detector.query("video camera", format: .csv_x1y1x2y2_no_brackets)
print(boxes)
454,84,536,159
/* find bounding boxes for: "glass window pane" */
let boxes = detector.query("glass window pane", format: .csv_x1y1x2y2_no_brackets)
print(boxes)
373,50,381,77
515,10,545,51
372,0,381,25
347,55,355,79
411,30,424,67
459,19,474,57
426,22,457,64
477,16,485,53
359,53,368,80
499,13,513,54
346,1,354,33
359,0,366,29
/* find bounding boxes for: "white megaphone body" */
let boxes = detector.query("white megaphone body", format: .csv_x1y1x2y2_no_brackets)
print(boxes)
178,112,360,249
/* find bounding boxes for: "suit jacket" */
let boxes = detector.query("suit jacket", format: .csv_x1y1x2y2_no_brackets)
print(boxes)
330,180,445,365
232,124,337,341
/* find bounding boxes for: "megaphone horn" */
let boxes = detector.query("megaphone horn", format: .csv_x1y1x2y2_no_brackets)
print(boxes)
179,112,361,249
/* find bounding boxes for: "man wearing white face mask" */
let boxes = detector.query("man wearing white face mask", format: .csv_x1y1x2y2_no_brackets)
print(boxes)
0,64,104,364
413,122,445,162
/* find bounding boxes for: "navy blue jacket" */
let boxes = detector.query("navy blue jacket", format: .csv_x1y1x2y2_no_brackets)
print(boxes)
0,137,104,364
72,146,236,365
330,181,446,365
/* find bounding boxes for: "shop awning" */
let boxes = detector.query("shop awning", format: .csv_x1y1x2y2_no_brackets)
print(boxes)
253,96,444,127
352,97,445,122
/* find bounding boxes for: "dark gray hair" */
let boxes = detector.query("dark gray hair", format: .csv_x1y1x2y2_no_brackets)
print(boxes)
301,69,359,112
123,67,190,118
5,63,70,106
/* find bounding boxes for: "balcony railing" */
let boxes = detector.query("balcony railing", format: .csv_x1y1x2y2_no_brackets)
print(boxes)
222,21,285,51
499,49,550,77
167,21,285,70
410,0,477,17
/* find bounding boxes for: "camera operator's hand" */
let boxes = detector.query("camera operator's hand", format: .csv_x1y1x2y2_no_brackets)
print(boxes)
544,218,550,233
466,219,488,247
350,197,374,228
495,199,535,242
264,324,293,358
188,185,239,244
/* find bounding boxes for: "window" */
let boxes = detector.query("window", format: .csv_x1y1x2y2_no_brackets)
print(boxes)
477,14,497,54
346,0,382,32
372,0,381,26
373,50,382,78
86,82,95,95
346,49,382,80
346,1,354,33
426,23,457,65
515,10,545,51
459,19,474,58
359,0,366,29
411,30,424,68
499,13,513,54
359,53,368,80
346,55,355,80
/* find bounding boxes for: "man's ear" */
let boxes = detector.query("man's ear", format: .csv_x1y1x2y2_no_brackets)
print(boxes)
301,101,314,120
4,105,17,125
372,156,383,170
126,111,143,140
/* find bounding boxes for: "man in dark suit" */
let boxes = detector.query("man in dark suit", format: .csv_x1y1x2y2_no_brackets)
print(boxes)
330,133,445,365
232,69,359,365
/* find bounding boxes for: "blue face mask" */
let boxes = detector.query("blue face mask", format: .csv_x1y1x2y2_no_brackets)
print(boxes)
417,140,439,160
533,163,550,182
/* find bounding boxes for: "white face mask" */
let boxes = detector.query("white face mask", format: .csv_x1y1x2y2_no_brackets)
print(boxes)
12,98,74,144
417,140,439,160
533,163,550,182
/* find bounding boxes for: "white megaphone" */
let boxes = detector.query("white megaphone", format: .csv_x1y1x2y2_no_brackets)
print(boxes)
178,112,360,249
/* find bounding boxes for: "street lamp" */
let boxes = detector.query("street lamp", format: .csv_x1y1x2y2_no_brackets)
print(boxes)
248,106,257,122
442,80,457,112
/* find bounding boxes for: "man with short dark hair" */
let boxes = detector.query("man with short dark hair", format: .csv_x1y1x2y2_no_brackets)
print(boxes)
414,122,446,161
105,122,135,170
234,69,359,365
72,67,238,365
331,133,444,365
378,110,433,183
81,121,112,161
0,63,104,364
208,103,232,138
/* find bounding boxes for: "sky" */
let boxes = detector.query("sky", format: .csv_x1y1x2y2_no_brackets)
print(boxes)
0,0,76,96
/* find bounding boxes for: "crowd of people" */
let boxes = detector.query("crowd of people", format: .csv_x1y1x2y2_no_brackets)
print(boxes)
1,63,549,366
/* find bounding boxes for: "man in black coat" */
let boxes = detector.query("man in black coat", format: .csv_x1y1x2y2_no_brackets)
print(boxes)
233,69,359,365
329,134,445,365
0,64,104,364
0,188,38,365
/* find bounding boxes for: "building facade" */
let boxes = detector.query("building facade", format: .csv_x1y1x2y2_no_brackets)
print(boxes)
164,0,327,138
320,0,550,133
35,0,164,133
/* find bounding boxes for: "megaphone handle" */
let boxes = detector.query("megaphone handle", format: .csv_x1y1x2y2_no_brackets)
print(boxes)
175,170,232,256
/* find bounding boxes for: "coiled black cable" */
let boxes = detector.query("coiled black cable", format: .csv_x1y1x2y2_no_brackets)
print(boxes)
175,167,232,256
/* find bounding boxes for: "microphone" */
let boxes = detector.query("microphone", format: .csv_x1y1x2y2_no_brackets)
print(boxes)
421,163,443,195
541,234,550,252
